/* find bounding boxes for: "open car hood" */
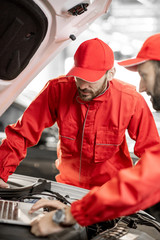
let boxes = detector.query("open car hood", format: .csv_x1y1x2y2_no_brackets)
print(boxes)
0,0,112,116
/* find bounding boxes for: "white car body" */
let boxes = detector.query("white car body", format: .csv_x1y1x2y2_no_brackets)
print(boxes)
0,0,112,116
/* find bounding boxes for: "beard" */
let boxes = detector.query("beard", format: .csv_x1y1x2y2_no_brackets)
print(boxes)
151,95,160,111
78,88,94,101
77,79,108,102
152,70,160,111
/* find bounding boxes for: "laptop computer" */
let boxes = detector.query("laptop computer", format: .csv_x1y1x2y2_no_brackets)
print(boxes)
0,199,44,226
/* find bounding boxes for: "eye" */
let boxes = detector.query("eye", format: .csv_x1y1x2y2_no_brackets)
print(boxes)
140,73,147,81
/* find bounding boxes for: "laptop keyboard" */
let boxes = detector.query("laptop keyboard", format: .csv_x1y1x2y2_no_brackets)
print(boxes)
0,200,19,220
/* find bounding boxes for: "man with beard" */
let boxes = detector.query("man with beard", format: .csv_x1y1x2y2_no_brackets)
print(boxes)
118,32,160,223
1,38,159,191
118,33,160,111
9,38,158,237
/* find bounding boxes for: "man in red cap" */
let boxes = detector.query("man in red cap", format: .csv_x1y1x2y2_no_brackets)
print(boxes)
0,38,159,236
118,33,160,111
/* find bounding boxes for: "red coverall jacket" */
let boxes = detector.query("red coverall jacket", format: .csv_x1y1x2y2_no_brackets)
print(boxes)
0,76,159,224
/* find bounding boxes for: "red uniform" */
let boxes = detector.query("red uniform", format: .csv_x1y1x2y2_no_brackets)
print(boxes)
0,76,159,224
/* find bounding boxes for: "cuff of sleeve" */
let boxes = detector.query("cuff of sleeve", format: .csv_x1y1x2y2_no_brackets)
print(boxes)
71,200,89,226
71,199,98,226
70,186,101,226
0,168,11,182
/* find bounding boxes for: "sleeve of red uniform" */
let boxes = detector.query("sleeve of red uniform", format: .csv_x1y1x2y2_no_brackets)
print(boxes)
71,144,160,226
128,93,160,157
0,81,56,182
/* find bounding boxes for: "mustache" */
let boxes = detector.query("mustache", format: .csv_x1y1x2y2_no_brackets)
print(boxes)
78,87,92,93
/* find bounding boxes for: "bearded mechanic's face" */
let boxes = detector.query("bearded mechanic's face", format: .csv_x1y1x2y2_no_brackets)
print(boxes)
138,61,160,111
75,73,108,101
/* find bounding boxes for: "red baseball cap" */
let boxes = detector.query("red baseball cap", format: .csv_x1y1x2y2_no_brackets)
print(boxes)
118,33,160,71
66,38,114,82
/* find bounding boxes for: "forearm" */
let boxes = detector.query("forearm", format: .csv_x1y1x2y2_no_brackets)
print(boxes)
63,206,77,226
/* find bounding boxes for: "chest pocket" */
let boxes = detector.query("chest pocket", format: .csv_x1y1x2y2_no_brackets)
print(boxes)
94,128,124,163
59,126,79,156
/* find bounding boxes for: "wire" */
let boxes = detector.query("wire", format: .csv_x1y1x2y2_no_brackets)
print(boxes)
17,191,71,205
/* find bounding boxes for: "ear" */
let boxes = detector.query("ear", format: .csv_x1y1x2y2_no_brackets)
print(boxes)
107,67,116,81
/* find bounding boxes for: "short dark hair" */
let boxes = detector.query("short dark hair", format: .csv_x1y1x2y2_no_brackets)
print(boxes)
151,60,160,69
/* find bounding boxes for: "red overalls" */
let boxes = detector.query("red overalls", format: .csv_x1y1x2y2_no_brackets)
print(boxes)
0,76,159,225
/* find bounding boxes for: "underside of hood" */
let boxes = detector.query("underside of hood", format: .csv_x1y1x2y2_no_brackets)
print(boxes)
0,0,112,116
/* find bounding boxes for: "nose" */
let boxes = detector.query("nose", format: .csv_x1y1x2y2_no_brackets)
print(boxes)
77,79,89,89
139,78,147,93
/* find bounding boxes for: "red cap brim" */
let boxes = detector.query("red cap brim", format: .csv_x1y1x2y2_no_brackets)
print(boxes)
66,66,106,82
118,57,149,71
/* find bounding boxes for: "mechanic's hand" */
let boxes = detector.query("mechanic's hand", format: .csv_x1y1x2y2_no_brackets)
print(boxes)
29,199,66,213
29,199,77,235
30,210,64,237
0,178,9,188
